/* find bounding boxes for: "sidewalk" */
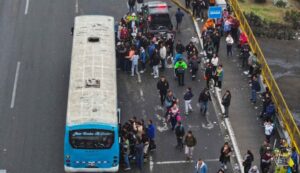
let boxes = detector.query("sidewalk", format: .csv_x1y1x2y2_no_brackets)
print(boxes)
170,0,281,171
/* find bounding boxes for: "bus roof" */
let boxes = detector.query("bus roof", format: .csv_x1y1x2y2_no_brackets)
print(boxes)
66,15,118,126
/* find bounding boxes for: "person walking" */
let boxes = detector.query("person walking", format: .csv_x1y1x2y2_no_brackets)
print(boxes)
159,43,167,70
250,75,261,104
198,88,211,116
189,55,199,80
291,147,299,173
183,87,194,115
157,76,169,105
221,90,231,118
167,103,181,131
152,48,160,78
205,63,213,89
136,0,144,13
214,65,224,89
122,136,131,171
184,131,197,160
175,59,188,86
243,150,254,173
175,40,185,54
225,33,234,57
147,120,156,151
175,121,185,150
219,142,232,170
264,120,274,143
241,42,250,68
164,90,177,112
195,158,208,173
175,8,184,32
260,150,272,173
131,51,139,76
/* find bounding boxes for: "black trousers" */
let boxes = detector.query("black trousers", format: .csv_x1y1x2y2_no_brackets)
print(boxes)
177,73,185,86
159,91,167,105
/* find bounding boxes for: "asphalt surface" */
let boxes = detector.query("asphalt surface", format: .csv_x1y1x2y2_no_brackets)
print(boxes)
0,0,232,173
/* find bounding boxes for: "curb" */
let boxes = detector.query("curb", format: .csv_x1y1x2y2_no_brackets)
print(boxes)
170,0,244,172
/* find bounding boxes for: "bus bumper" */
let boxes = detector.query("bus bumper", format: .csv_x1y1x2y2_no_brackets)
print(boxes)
64,165,119,172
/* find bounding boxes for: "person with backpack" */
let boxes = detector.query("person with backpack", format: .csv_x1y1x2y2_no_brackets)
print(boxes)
184,87,194,115
175,59,188,86
221,90,231,118
167,103,181,131
198,88,211,116
250,75,261,104
243,150,254,173
175,8,185,32
184,131,197,160
175,121,185,150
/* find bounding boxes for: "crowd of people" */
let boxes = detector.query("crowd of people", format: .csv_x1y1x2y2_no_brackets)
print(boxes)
117,0,299,172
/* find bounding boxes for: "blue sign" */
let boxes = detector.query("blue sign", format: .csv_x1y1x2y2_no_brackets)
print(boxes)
208,6,222,19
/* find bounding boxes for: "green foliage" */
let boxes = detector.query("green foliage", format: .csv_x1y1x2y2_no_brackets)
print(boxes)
284,10,300,29
254,0,266,4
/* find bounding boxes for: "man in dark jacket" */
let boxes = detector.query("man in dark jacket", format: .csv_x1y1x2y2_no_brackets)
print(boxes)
250,75,260,104
175,40,185,54
205,63,213,88
222,90,231,118
198,88,211,115
189,55,199,80
241,43,250,68
175,121,185,150
157,76,169,105
175,8,184,31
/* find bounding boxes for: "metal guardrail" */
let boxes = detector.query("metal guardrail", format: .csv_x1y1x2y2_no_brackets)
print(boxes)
228,0,300,153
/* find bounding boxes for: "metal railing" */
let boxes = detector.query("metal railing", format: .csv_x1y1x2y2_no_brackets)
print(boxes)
228,0,300,153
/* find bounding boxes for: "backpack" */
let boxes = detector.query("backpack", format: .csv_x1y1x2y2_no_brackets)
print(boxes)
176,115,182,122
177,62,185,73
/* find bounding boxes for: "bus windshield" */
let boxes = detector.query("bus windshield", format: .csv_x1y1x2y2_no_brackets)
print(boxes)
69,129,114,149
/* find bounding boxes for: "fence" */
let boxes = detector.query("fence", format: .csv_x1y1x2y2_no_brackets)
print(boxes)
228,0,300,153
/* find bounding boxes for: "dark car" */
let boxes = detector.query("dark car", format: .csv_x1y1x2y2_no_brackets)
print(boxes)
142,1,174,39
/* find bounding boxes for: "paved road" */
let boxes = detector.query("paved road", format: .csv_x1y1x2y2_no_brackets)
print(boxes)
0,0,231,173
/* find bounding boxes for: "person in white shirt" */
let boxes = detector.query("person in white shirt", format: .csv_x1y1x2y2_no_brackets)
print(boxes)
159,43,167,70
211,54,219,73
131,51,139,77
225,34,234,57
264,120,274,143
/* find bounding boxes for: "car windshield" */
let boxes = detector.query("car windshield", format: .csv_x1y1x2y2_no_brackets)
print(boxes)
69,129,114,149
149,14,172,30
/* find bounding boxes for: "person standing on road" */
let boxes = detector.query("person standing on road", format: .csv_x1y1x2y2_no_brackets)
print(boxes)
198,88,211,116
131,51,140,76
122,136,131,171
264,120,274,143
219,142,232,170
241,42,250,68
221,90,231,118
147,120,156,151
167,103,181,131
260,150,272,173
175,8,185,32
128,0,136,13
136,0,144,13
205,63,213,89
189,55,199,80
135,138,144,170
139,47,147,73
195,158,208,173
175,59,188,86
214,65,224,89
157,76,169,106
249,165,260,173
250,75,261,104
151,48,160,78
184,130,197,160
243,150,254,173
225,33,234,57
184,87,194,115
291,147,299,173
175,40,185,54
164,90,178,113
159,43,167,71
175,121,185,150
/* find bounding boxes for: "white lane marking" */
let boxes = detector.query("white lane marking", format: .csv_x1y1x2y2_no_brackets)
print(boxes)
24,0,30,15
155,159,218,165
149,155,154,172
75,0,79,14
10,62,21,109
140,88,143,97
0,169,7,173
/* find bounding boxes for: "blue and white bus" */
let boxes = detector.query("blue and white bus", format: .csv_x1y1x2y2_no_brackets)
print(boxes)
64,15,119,172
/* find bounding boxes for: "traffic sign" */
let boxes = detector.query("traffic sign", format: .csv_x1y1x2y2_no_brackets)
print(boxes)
208,6,223,19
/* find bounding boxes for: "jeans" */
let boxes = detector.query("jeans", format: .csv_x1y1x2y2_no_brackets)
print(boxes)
200,101,208,115
227,44,233,57
123,153,130,169
224,106,229,117
184,100,192,114
251,89,256,103
161,59,166,70
131,64,138,76
153,65,159,77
